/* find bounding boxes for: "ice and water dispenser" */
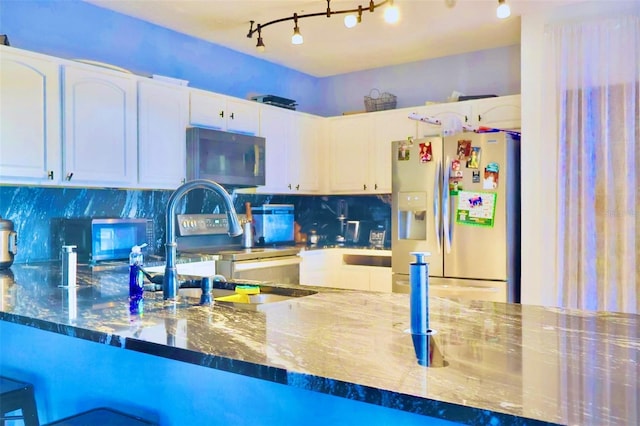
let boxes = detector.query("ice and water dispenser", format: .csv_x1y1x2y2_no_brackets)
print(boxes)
397,192,428,240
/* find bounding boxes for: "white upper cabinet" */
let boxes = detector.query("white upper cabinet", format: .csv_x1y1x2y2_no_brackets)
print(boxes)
258,106,324,194
415,102,473,137
415,95,521,136
189,89,259,135
328,108,417,194
327,113,374,193
0,47,61,184
62,64,138,187
371,108,418,193
471,94,521,129
137,80,189,189
289,113,324,193
258,105,294,193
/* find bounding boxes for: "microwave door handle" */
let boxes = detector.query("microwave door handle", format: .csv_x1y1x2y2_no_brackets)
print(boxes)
254,144,260,176
433,159,441,253
442,155,452,254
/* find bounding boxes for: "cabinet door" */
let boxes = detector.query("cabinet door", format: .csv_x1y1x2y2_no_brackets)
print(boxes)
371,109,418,193
0,48,61,184
258,106,293,193
472,95,521,129
416,102,473,137
369,267,392,292
225,98,259,135
62,65,137,186
189,90,259,136
189,89,226,130
137,80,189,189
290,113,323,193
328,114,373,193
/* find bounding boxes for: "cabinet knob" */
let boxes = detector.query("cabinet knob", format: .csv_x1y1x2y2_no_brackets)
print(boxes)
464,115,469,123
47,170,54,180
288,184,292,189
230,112,235,120
219,110,224,118
66,172,74,181
374,183,378,190
363,184,367,190
478,114,482,122
296,184,300,190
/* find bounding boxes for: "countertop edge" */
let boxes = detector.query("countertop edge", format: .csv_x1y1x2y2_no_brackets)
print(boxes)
1,313,560,426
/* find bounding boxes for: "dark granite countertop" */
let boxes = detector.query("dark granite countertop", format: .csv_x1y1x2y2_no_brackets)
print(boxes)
0,262,638,426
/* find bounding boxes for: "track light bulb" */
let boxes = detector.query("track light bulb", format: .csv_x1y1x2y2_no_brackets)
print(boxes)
496,0,510,19
384,1,399,24
344,14,357,28
256,37,265,52
292,27,303,45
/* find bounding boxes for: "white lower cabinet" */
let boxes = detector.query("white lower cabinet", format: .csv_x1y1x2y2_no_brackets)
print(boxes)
300,249,392,292
137,80,189,189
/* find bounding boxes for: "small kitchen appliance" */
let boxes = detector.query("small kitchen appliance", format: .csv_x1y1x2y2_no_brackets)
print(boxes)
0,216,17,269
251,204,295,246
56,218,153,263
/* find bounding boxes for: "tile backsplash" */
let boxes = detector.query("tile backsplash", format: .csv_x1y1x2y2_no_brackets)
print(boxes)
0,186,391,263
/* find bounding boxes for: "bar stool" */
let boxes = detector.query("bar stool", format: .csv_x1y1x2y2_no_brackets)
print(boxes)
45,408,157,426
0,376,40,426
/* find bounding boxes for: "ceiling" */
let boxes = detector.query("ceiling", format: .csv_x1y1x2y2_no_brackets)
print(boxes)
83,0,574,77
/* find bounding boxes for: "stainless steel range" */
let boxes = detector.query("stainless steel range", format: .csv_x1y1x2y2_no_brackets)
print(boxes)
176,213,301,284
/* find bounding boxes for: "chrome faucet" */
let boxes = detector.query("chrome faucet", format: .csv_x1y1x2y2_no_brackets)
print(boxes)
163,179,242,300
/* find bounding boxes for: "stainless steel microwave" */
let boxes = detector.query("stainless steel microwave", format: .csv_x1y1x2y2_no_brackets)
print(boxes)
57,218,153,263
186,127,266,187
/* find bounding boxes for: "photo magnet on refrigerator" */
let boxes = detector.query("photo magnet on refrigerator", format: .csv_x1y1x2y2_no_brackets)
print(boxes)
457,140,472,159
419,142,432,163
483,162,500,189
398,143,410,161
466,147,480,169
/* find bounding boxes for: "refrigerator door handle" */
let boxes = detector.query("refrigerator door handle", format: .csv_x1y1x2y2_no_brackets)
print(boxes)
442,155,452,254
434,160,441,253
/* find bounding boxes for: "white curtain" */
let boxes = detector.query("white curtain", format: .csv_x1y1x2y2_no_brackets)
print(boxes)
547,15,639,314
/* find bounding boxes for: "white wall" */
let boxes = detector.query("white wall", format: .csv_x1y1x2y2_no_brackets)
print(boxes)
520,1,640,307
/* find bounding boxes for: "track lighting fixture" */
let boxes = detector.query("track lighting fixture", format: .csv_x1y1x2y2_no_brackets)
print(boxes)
292,14,304,45
496,0,511,19
255,25,265,52
247,0,397,50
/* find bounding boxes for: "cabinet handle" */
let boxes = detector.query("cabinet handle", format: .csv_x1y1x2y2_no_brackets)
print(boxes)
464,115,469,123
219,110,224,118
363,184,367,190
296,184,300,190
288,184,292,189
230,112,235,120
374,183,378,190
478,114,482,122
47,170,54,180
66,172,74,181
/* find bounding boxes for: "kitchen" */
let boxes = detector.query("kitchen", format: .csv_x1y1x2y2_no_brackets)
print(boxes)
1,0,639,425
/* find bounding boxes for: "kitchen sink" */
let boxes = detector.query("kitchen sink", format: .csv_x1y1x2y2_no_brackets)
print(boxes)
178,284,317,310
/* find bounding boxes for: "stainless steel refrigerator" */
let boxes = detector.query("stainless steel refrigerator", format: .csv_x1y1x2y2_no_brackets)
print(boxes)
391,132,520,303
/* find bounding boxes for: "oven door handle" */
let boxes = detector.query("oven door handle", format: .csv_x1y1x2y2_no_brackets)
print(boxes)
231,256,301,272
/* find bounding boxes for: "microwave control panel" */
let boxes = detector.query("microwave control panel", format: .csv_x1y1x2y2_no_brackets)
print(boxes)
177,214,246,236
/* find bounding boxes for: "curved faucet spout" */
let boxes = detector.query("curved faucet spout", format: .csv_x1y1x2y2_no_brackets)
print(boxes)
164,179,242,300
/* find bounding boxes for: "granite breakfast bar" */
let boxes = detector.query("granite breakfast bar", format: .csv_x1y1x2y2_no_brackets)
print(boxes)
0,262,637,425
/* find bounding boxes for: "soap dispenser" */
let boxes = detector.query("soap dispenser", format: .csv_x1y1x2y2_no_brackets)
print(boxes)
129,243,147,314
